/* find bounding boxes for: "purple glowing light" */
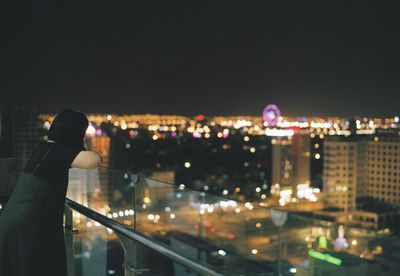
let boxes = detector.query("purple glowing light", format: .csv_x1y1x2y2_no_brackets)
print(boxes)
262,104,281,127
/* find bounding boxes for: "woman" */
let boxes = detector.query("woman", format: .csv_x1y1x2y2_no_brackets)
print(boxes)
0,109,101,276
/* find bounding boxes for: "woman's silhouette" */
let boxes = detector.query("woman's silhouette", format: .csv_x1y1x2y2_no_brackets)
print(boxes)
0,109,101,276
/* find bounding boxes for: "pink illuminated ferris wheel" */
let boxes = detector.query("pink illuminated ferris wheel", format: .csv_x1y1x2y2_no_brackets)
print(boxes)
262,104,281,127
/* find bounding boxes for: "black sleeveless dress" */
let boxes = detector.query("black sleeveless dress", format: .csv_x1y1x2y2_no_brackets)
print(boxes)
0,141,81,276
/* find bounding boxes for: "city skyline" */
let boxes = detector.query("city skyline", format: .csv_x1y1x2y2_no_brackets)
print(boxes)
2,1,400,275
1,96,400,275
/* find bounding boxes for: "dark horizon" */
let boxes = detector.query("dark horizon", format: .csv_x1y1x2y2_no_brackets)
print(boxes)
2,1,400,117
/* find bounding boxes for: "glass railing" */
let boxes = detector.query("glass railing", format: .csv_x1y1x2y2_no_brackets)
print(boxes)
64,207,125,276
64,198,221,276
65,167,399,276
1,161,400,275
65,167,222,276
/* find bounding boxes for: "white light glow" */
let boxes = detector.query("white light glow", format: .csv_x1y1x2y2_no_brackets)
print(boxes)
265,129,295,137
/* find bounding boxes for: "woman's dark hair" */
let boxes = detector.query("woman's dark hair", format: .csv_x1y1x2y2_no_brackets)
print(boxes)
48,109,88,150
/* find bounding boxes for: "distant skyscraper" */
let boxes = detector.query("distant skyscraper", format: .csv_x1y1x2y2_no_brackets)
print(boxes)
323,133,400,210
272,133,311,193
323,137,360,211
292,133,312,186
366,135,400,205
85,135,111,198
272,137,293,188
87,135,110,168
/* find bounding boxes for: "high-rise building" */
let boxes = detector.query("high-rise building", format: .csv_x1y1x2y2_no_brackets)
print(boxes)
87,135,110,167
85,135,111,201
323,137,360,211
366,135,400,205
323,134,400,210
272,133,310,190
292,133,312,186
272,137,294,188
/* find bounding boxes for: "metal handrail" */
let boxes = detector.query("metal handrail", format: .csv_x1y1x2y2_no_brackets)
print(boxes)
65,198,223,276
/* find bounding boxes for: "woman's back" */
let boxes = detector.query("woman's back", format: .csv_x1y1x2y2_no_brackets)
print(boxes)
0,141,81,276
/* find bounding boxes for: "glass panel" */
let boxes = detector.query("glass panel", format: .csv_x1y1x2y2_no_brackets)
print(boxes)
67,209,125,276
2,161,399,275
129,175,390,275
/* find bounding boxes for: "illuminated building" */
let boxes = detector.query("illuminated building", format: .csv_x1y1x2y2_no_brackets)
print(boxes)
366,135,400,205
323,136,360,211
292,133,312,186
271,133,310,203
67,168,100,207
272,137,293,188
324,134,400,209
86,135,111,193
87,135,110,167
323,133,400,229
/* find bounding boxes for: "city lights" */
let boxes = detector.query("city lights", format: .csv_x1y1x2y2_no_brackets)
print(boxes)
265,129,295,137
86,124,96,136
262,104,281,126
147,214,155,220
5,3,400,274
218,250,226,256
35,112,400,271
308,250,342,266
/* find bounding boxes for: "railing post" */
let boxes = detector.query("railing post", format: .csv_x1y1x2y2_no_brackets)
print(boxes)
128,172,139,232
118,173,149,275
271,209,288,276
117,234,151,276
64,206,75,276
118,234,137,276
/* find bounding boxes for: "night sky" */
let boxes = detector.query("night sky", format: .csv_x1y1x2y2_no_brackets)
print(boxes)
1,1,400,117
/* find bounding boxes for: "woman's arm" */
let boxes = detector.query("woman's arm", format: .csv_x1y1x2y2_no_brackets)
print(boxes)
71,151,101,169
